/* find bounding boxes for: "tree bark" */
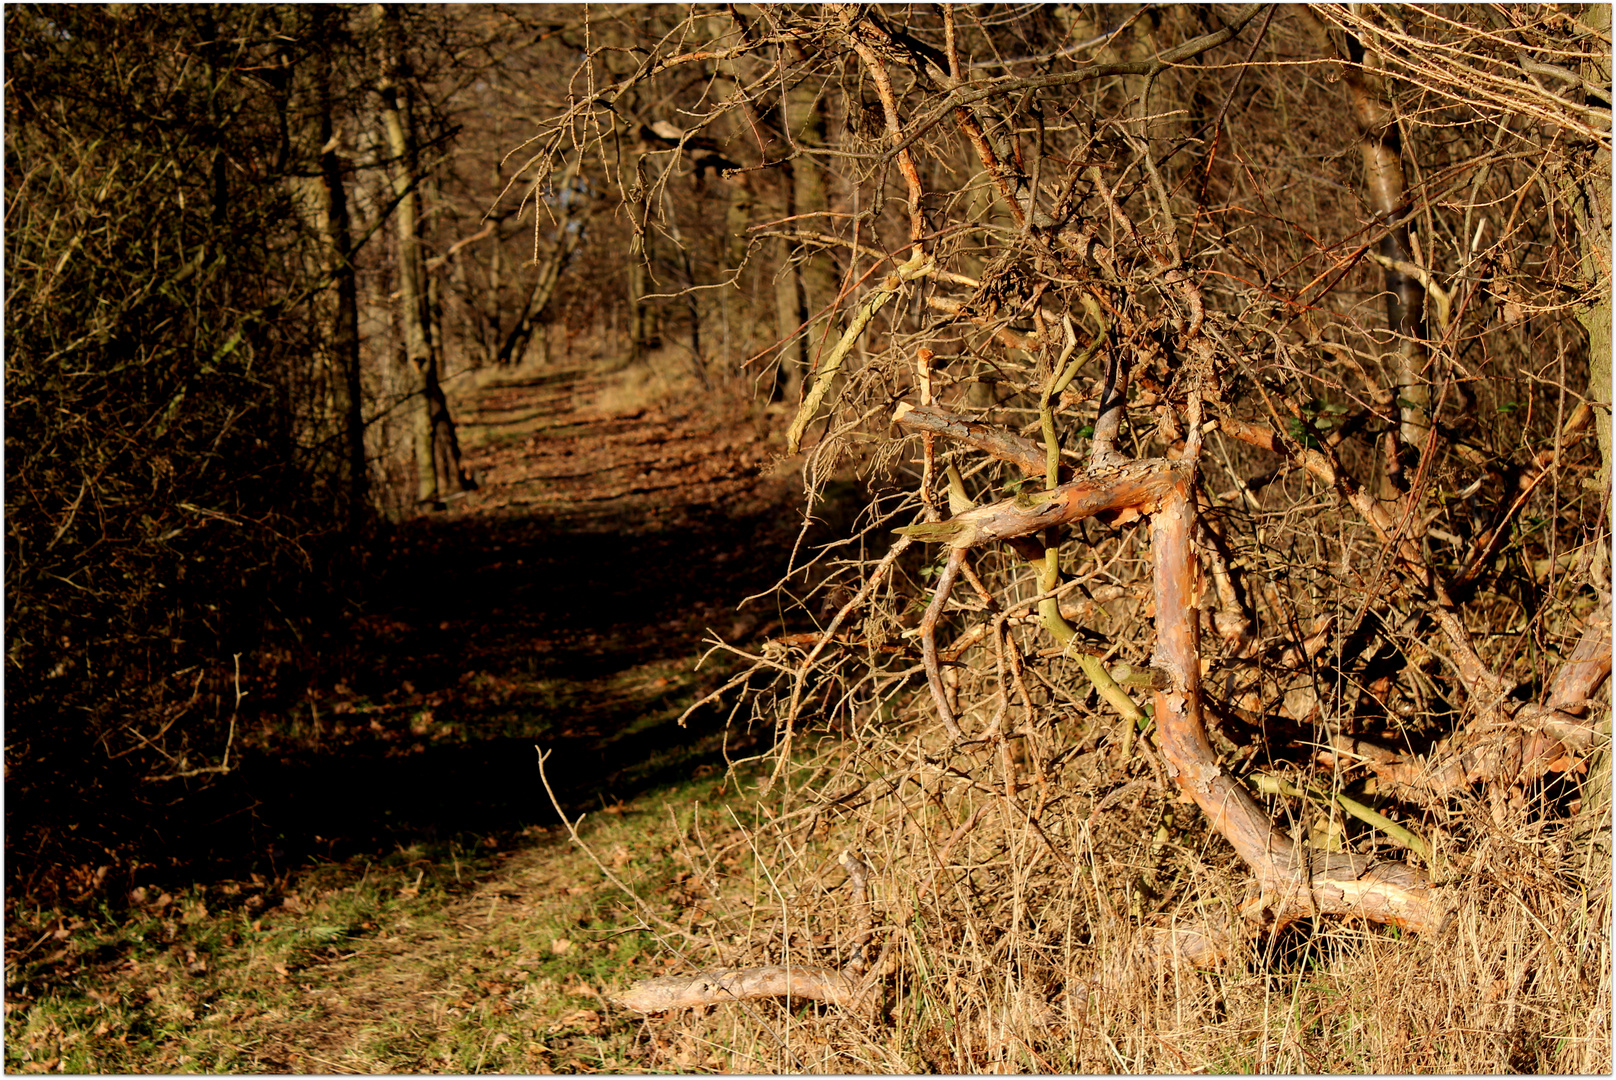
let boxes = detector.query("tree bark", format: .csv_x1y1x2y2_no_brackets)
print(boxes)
782,52,835,400
1575,3,1613,496
905,404,1453,938
613,965,868,1014
893,402,1049,476
292,8,368,524
374,3,469,508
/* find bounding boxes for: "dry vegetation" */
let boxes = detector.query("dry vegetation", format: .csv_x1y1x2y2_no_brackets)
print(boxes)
519,4,1612,1071
5,3,1610,1074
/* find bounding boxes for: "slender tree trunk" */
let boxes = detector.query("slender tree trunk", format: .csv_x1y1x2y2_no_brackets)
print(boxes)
626,245,651,362
374,3,468,507
1342,32,1432,467
293,7,368,525
1576,3,1612,495
496,156,587,368
1573,1,1612,839
786,59,836,400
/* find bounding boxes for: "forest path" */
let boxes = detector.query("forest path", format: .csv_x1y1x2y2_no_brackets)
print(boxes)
237,360,808,1070
257,359,803,855
7,358,818,1073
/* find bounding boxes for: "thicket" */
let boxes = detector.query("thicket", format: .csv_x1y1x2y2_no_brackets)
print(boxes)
515,4,1612,1069
2,4,631,882
6,7,349,854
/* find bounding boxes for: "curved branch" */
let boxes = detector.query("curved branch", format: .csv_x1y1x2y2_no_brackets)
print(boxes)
1148,475,1450,936
920,546,967,740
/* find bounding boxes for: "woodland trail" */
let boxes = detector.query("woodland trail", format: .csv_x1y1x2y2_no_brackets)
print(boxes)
207,361,804,872
237,362,807,1070
6,361,815,1073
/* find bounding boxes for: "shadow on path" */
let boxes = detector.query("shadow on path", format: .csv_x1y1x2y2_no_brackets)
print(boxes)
41,366,816,891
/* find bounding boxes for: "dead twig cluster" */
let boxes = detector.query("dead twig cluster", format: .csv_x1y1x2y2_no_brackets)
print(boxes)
537,5,1608,1070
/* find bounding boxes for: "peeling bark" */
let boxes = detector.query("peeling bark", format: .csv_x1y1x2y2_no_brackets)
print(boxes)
897,457,1190,548
1149,476,1450,935
901,408,1452,938
612,965,870,1014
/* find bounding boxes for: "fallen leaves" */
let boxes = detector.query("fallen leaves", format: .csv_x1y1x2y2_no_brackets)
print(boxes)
546,1008,603,1036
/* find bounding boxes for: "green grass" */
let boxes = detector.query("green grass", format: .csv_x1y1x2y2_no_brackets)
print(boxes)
4,750,774,1073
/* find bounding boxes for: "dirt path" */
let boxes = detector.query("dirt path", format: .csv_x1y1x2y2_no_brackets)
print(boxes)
147,363,809,867
6,361,814,1074
235,363,806,1070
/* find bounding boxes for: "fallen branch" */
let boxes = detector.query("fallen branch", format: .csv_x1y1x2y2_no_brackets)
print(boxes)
613,964,868,1014
897,396,1450,936
896,456,1190,548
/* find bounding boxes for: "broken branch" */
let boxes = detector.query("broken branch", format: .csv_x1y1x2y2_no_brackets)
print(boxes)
897,458,1190,548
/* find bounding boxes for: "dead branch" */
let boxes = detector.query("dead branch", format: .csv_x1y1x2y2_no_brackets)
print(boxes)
613,964,869,1014
920,546,968,740
897,456,1190,548
893,401,1048,476
1219,409,1610,790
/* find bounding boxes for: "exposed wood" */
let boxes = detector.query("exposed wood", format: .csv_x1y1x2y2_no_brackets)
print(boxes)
1148,473,1450,936
1547,605,1614,715
897,457,1189,548
900,397,1452,935
612,965,869,1014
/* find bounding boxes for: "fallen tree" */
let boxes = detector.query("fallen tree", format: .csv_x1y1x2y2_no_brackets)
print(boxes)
532,8,1609,1044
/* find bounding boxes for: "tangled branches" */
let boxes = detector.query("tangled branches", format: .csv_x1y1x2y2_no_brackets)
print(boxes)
537,5,1609,1027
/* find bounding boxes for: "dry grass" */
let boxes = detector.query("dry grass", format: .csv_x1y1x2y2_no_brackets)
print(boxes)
587,724,1610,1073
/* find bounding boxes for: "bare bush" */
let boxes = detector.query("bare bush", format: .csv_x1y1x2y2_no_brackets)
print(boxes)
524,4,1610,1070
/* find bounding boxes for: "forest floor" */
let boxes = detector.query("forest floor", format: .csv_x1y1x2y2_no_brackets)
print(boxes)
4,354,827,1073
7,355,1609,1074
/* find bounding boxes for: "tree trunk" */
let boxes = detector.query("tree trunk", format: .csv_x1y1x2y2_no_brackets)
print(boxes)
374,3,468,508
1576,3,1612,496
292,7,368,525
779,52,836,403
1335,24,1433,470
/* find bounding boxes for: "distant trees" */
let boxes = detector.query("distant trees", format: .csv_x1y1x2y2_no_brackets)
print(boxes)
3,3,533,832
